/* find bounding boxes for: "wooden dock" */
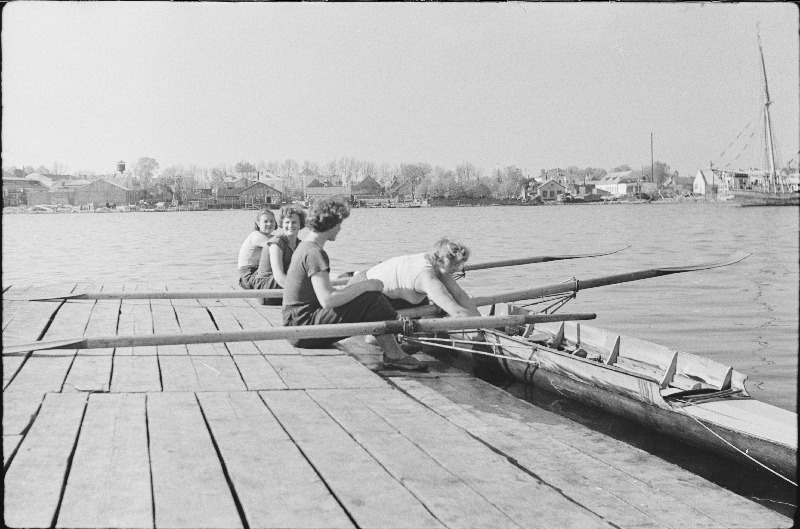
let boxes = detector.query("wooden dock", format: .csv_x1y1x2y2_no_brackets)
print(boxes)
2,284,794,528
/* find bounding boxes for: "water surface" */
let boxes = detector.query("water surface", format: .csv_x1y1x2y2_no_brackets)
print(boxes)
3,203,797,411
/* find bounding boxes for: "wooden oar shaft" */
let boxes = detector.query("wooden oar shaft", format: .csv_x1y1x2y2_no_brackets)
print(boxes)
2,312,595,354
399,252,751,318
14,248,630,301
462,246,629,271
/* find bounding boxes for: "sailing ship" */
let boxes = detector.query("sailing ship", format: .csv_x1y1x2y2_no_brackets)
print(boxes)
715,25,799,206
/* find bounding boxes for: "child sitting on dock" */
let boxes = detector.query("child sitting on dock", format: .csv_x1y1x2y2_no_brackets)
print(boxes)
281,196,427,371
237,208,277,290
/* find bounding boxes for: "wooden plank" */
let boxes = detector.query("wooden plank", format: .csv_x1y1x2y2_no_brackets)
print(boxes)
3,392,88,529
2,299,28,330
148,392,242,529
111,356,162,392
173,305,228,356
116,303,157,356
266,355,338,389
190,356,247,391
261,390,443,529
347,383,612,528
412,376,790,529
198,392,354,529
83,300,121,336
63,355,113,393
207,307,263,355
2,391,48,436
3,434,23,467
44,300,96,339
223,306,298,355
394,378,663,528
81,300,121,357
57,394,152,528
160,356,246,392
303,356,389,389
232,355,287,390
4,355,74,394
151,304,187,355
3,355,26,389
308,388,522,529
2,300,62,341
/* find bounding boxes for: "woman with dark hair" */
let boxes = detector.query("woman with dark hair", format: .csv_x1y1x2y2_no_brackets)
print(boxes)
282,196,426,371
354,238,481,317
237,209,277,290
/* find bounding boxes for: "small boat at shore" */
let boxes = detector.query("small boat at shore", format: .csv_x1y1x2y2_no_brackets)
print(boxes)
421,305,796,483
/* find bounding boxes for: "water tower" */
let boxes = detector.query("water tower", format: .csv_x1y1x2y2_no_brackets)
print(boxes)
117,161,126,174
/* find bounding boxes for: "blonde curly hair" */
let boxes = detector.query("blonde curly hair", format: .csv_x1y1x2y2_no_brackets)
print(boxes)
425,238,470,269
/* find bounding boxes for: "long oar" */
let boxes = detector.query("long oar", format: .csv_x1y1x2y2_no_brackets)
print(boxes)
329,245,629,285
10,247,628,301
2,312,595,355
398,251,751,318
460,245,630,271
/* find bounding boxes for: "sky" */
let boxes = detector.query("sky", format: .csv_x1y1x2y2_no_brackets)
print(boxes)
2,2,798,178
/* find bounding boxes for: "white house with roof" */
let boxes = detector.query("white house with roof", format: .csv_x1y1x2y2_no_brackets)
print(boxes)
693,170,720,195
593,171,641,195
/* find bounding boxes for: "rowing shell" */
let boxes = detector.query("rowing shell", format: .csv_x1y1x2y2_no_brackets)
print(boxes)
422,307,796,483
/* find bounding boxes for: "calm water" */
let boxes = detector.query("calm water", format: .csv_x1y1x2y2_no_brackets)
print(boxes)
3,203,798,411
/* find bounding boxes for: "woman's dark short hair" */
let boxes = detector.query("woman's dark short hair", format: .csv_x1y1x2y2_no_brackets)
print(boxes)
253,208,276,231
279,205,306,229
307,197,350,232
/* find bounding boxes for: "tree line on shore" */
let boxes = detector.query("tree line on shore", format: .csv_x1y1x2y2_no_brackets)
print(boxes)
3,156,680,201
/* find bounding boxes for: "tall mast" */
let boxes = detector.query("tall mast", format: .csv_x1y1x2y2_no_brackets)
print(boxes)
757,23,782,193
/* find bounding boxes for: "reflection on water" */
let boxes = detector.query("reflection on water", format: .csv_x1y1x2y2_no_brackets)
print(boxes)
2,204,798,411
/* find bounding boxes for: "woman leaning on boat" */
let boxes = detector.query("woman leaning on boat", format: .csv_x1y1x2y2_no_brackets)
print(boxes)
281,196,427,371
352,238,481,317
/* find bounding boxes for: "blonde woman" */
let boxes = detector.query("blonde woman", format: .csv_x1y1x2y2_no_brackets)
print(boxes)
356,238,481,317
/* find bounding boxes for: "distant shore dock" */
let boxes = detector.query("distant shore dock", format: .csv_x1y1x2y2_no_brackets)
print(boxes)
2,283,792,528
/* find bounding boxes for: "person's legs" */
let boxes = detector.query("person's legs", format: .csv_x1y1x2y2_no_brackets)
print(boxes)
284,293,427,369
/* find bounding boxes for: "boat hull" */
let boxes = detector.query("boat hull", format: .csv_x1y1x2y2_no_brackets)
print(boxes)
730,190,799,206
448,326,797,481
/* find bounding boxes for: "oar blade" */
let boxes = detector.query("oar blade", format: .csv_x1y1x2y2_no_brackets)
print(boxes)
463,245,630,271
656,251,751,273
3,337,87,355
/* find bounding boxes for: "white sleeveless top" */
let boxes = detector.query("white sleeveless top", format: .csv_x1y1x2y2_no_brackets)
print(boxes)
366,253,432,304
237,231,271,268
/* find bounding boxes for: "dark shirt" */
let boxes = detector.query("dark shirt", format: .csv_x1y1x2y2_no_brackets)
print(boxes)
256,234,297,280
282,240,328,312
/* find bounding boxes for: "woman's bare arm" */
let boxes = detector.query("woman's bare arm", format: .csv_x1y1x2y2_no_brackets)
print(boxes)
311,272,384,309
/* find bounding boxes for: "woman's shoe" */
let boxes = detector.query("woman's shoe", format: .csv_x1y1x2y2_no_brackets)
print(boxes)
383,355,428,372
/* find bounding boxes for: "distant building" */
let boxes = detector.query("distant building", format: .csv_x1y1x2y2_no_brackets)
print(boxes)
214,182,282,208
387,179,414,201
594,171,641,195
351,176,384,197
533,179,566,200
258,171,285,194
304,185,352,200
73,179,139,206
3,177,46,206
693,170,719,195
